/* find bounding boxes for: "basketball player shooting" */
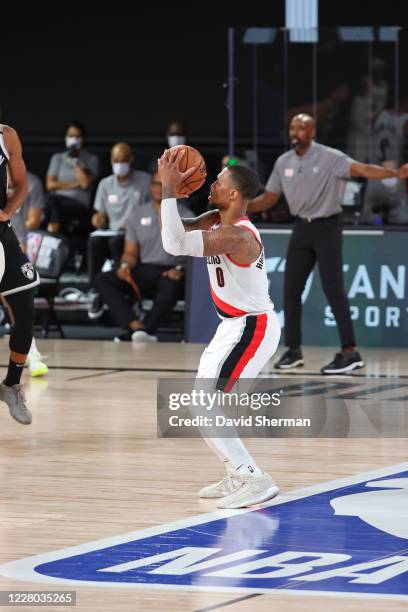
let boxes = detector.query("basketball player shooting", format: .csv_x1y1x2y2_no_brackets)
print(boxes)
0,124,40,425
158,147,280,509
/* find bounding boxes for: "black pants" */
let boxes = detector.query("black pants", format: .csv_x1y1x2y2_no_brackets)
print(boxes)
44,194,90,235
94,263,183,334
284,215,356,349
87,235,124,286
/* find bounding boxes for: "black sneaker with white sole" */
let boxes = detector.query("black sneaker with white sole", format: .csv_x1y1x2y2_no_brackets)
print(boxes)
321,351,365,374
274,348,304,370
88,294,104,320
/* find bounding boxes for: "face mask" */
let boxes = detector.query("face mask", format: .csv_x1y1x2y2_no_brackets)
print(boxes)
112,162,131,177
65,136,82,149
381,177,398,189
167,135,186,147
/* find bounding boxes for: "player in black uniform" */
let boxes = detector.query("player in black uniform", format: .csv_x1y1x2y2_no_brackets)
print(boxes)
0,124,40,424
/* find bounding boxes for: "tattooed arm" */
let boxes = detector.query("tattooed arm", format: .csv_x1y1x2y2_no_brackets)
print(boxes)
159,149,260,262
161,196,260,263
201,225,261,263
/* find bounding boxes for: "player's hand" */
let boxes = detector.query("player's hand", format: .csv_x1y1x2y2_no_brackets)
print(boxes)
158,148,196,197
397,163,408,179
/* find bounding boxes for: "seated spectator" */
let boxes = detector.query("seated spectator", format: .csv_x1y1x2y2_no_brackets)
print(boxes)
93,173,193,342
88,142,151,319
45,121,99,235
10,172,44,248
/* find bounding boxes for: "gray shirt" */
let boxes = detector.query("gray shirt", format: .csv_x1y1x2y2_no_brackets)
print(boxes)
47,149,99,207
93,170,151,230
265,141,354,219
125,200,194,267
11,172,44,245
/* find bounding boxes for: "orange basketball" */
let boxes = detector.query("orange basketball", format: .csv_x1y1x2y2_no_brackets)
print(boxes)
170,145,206,196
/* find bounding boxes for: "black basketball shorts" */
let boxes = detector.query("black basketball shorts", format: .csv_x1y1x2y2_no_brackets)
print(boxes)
0,224,40,296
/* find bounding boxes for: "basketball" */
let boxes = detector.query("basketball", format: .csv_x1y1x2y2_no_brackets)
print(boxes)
170,144,207,196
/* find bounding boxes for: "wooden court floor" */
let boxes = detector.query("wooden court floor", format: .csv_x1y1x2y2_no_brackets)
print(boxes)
0,339,407,611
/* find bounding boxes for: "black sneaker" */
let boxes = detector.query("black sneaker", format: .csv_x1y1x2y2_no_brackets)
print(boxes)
321,351,365,375
114,329,133,342
274,348,304,370
88,294,104,320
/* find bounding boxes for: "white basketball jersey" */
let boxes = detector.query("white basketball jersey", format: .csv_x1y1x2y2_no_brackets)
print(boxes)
206,217,273,318
371,110,408,165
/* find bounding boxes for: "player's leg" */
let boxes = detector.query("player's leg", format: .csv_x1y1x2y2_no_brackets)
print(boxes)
14,239,49,377
0,228,39,423
196,311,281,506
0,288,36,424
196,317,261,470
215,310,281,508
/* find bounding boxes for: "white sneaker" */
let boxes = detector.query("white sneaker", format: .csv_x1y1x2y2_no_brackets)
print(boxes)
0,383,32,425
28,359,49,377
131,330,158,343
217,472,279,509
27,349,48,377
199,473,244,499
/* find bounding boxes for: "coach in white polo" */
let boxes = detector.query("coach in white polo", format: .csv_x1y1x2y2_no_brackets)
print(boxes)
249,113,405,374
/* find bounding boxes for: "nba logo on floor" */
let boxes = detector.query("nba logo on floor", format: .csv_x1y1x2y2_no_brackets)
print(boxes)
1,464,407,600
